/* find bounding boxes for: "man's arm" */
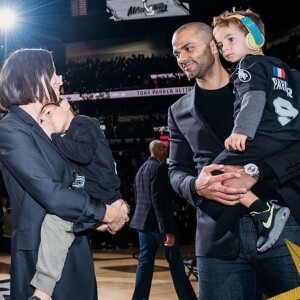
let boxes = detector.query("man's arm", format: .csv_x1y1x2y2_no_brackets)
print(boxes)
222,139,300,190
168,107,246,207
261,139,300,185
168,107,201,206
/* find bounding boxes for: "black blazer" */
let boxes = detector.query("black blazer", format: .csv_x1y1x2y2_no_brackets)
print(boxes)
168,86,300,259
130,157,176,234
0,106,106,300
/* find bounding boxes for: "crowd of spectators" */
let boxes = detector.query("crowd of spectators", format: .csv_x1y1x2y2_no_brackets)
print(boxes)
265,33,300,71
61,53,191,94
59,34,300,96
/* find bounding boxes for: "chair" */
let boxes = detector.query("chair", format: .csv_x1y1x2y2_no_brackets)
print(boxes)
132,249,140,260
183,257,198,280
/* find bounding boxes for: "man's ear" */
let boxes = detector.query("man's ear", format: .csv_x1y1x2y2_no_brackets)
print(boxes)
60,99,71,111
210,40,219,55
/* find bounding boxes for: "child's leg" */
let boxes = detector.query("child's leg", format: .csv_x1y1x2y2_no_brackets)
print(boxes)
30,214,75,298
239,190,273,214
239,191,263,208
240,191,290,252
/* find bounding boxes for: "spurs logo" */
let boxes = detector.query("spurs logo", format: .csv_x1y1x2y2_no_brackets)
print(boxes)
142,0,155,15
237,68,251,82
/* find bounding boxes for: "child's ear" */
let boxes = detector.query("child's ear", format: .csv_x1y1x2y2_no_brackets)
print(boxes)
60,99,71,111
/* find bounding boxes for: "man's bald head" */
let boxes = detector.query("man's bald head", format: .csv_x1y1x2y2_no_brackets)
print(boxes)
172,22,213,46
149,140,168,163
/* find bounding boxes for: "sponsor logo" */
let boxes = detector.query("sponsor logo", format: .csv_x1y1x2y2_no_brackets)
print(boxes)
262,204,275,229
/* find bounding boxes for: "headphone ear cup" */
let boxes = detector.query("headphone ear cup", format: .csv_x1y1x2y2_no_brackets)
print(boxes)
245,32,261,50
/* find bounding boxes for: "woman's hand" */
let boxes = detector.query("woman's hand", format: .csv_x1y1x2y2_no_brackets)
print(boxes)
97,199,130,234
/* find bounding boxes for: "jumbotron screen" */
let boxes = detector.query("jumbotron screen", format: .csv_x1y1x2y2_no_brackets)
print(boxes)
106,0,190,21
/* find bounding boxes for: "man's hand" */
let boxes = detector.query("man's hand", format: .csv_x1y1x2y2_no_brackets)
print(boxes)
164,233,175,247
194,164,247,205
222,165,257,191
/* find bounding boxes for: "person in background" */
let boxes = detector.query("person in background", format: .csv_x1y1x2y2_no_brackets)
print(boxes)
27,99,129,300
169,22,300,299
130,140,197,300
0,48,129,300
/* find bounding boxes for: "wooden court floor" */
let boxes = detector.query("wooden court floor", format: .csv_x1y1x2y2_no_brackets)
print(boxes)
0,245,198,300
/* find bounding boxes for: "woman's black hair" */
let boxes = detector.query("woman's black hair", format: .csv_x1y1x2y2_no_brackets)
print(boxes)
0,48,59,109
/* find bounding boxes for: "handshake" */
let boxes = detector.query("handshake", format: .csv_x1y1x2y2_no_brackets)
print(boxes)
96,199,130,234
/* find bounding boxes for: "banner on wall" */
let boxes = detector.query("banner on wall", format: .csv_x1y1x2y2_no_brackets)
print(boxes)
109,86,192,98
64,86,192,101
106,0,190,21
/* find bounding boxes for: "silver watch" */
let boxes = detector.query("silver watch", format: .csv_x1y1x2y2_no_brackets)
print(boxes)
244,163,259,181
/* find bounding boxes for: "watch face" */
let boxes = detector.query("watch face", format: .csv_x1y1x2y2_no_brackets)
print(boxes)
245,163,258,175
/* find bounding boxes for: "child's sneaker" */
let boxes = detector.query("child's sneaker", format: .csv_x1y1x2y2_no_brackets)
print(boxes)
250,200,290,252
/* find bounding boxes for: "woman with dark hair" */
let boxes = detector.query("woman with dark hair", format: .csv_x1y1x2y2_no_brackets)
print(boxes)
0,48,129,300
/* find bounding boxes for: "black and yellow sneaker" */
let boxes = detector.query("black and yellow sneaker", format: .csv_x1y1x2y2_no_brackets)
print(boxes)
250,200,290,252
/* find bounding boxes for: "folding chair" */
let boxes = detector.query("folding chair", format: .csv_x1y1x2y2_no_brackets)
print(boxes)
183,257,198,280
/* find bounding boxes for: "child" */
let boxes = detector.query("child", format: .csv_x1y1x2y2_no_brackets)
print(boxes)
29,99,129,300
212,9,300,252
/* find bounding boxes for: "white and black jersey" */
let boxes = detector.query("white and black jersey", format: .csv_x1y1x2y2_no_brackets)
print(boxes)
214,55,300,165
230,54,300,140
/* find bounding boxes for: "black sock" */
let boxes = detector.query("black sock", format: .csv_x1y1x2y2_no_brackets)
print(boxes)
249,199,269,213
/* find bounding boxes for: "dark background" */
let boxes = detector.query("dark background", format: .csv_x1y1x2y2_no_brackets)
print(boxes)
1,0,299,55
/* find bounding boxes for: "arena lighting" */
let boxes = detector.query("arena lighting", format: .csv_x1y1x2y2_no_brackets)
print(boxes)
0,7,17,59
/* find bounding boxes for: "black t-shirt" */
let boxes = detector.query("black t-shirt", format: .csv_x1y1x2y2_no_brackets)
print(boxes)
195,83,234,143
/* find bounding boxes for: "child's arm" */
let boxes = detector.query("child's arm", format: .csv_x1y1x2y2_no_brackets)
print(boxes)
225,133,247,151
51,117,98,165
